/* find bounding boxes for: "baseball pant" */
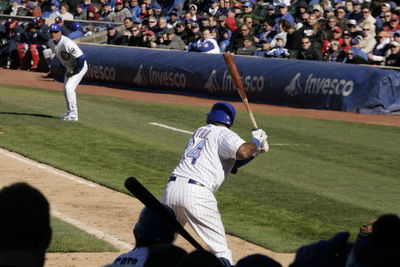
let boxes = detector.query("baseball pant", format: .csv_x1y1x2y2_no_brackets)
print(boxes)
162,177,232,264
64,62,88,116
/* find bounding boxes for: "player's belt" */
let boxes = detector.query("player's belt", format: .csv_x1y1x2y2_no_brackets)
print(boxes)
168,176,204,187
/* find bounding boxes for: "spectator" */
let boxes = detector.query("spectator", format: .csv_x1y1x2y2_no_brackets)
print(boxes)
347,19,361,38
281,19,303,58
321,26,344,54
174,22,190,45
106,24,123,45
294,0,308,26
265,3,276,22
341,30,352,51
152,28,186,50
252,0,269,23
145,16,158,32
128,25,143,46
50,3,74,20
368,30,391,65
297,36,323,60
385,41,400,67
121,29,132,45
274,3,295,30
312,5,324,24
208,0,220,16
236,254,281,267
243,16,256,36
254,18,277,47
359,23,376,54
0,20,25,68
359,6,376,34
87,4,101,20
112,206,179,266
74,3,87,20
225,8,238,33
383,14,400,37
253,38,272,57
140,30,156,48
68,22,84,40
349,0,362,23
188,4,201,22
320,15,338,42
348,38,368,61
25,17,50,71
127,0,140,18
345,214,400,266
299,14,323,49
236,36,257,55
144,244,187,267
3,0,25,16
218,29,231,53
188,27,220,54
375,3,392,32
186,22,202,45
290,232,350,267
229,24,252,53
175,250,224,267
42,0,60,18
334,6,349,31
270,19,287,48
168,11,179,28
342,47,367,64
156,17,169,35
0,183,52,267
26,1,42,17
240,2,259,27
296,12,309,30
324,40,342,62
107,0,132,22
123,17,134,32
265,38,289,58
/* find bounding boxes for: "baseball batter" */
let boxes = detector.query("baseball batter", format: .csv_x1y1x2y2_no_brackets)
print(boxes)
48,23,87,121
162,102,268,266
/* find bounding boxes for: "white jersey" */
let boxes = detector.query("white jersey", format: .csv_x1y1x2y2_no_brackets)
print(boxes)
48,35,84,72
113,247,148,266
172,124,245,192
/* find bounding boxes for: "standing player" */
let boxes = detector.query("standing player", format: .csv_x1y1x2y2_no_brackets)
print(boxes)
48,23,87,121
162,102,268,266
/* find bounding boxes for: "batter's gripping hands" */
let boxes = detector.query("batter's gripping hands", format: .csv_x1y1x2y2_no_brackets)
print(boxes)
251,128,267,147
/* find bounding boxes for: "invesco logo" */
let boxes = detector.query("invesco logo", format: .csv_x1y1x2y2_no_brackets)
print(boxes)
86,64,116,81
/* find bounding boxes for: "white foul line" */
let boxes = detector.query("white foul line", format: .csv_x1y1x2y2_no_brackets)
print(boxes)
0,148,97,187
148,122,309,146
52,209,133,251
149,122,194,134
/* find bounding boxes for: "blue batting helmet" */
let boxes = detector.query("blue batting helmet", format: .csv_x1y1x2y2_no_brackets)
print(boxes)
71,22,81,31
207,102,236,127
133,205,176,246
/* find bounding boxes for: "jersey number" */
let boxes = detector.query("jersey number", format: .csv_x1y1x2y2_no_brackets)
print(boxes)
186,140,206,165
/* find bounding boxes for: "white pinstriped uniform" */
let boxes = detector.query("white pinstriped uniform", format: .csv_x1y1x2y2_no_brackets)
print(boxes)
162,124,245,264
48,35,87,117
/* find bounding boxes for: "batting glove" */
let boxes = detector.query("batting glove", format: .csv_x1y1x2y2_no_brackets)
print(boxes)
251,128,267,148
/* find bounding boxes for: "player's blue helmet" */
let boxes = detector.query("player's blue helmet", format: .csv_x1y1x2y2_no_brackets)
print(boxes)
207,102,236,127
71,22,81,31
133,205,176,246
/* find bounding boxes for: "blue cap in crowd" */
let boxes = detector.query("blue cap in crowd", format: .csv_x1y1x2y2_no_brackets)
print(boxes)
278,3,287,8
51,0,60,7
49,23,62,32
350,38,359,45
106,23,116,30
10,0,21,4
267,4,274,10
102,1,111,6
243,2,253,8
27,2,35,8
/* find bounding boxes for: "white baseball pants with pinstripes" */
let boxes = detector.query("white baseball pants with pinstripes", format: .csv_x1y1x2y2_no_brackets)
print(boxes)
162,177,232,264
63,61,87,116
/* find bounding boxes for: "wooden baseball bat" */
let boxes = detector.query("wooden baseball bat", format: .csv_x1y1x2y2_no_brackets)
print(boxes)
223,51,259,129
124,177,204,250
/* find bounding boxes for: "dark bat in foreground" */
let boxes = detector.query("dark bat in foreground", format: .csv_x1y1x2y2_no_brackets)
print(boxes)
124,176,203,250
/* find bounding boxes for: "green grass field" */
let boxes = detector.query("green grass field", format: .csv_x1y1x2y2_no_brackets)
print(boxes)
1,84,399,252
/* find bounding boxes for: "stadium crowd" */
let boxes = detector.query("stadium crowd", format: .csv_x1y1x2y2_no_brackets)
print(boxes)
1,182,400,267
1,0,400,70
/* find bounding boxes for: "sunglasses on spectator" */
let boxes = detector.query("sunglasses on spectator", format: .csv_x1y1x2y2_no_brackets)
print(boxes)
362,28,370,31
149,20,157,23
302,41,309,44
346,52,353,55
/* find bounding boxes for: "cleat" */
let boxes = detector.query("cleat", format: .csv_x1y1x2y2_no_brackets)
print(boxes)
59,113,78,121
